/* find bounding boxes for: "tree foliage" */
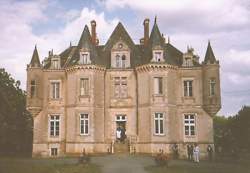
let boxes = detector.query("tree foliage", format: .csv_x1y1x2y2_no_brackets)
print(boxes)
214,106,250,154
0,68,32,156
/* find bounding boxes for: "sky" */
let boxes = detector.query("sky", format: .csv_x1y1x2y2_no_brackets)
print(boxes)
0,0,250,116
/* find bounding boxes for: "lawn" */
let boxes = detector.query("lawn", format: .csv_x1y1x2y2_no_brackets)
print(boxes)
0,157,101,173
145,159,250,173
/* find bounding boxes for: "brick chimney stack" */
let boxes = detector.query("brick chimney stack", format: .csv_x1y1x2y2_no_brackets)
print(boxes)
143,18,150,46
91,20,97,45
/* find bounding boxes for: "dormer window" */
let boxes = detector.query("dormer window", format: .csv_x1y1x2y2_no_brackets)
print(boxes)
152,50,164,62
184,57,192,67
115,54,126,68
79,52,90,64
51,56,60,69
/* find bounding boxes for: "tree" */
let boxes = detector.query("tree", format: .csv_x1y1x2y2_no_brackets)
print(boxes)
0,68,33,156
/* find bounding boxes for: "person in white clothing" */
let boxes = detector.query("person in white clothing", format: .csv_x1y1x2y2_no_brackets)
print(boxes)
116,127,121,142
193,144,200,163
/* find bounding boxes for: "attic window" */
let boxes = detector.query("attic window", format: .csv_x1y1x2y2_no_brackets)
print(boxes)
51,58,60,69
184,57,192,67
153,51,163,62
79,52,90,64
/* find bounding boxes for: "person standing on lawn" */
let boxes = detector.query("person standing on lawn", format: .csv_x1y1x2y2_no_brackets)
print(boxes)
172,143,179,159
193,144,200,163
207,144,213,162
187,144,193,161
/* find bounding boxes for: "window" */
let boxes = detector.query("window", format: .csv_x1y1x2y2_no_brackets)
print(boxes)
114,77,127,98
80,78,89,96
116,115,126,121
184,57,192,67
184,80,193,97
80,114,89,135
154,51,163,62
154,113,164,135
209,79,216,96
79,53,90,64
51,148,58,156
50,115,60,137
52,59,60,69
115,54,126,68
30,80,36,98
184,114,195,136
51,81,60,99
154,77,163,95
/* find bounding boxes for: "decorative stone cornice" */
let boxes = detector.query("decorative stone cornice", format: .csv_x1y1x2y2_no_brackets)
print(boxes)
65,65,106,73
135,63,178,72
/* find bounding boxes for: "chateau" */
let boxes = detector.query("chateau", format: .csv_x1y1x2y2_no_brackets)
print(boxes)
27,18,221,158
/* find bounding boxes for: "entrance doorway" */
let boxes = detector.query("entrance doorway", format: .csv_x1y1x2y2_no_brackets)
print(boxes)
116,115,127,142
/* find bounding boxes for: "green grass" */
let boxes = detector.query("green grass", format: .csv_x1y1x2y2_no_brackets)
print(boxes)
145,160,250,173
0,157,101,173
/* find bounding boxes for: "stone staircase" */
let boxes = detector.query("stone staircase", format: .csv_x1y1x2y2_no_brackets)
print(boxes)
114,141,129,153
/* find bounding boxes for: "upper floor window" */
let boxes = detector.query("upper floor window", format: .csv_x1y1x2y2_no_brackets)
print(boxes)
80,114,89,135
114,77,127,98
184,114,195,136
209,79,216,96
30,80,36,98
152,50,164,62
51,59,60,69
154,113,164,135
50,115,60,137
115,54,126,68
51,81,60,99
183,57,192,67
79,52,90,64
80,78,89,96
183,80,193,97
154,77,163,95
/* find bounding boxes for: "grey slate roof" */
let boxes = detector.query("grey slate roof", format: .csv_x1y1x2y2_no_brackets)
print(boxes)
29,46,41,67
204,41,217,64
39,20,189,69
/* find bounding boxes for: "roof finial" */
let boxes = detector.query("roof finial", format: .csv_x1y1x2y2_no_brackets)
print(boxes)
35,44,37,49
168,36,170,44
70,41,72,47
154,15,157,24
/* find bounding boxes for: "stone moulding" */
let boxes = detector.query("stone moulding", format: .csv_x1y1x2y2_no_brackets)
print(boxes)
135,63,178,72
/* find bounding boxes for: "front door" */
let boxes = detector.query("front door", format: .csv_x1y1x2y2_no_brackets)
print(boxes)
116,115,126,142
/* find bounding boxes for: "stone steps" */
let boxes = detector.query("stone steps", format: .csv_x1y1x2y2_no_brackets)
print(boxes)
114,141,129,153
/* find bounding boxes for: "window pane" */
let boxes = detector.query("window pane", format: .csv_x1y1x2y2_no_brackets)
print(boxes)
155,120,159,134
158,77,163,94
160,120,164,134
185,126,189,135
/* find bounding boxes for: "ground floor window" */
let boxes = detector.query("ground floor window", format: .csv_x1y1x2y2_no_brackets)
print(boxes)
80,114,89,135
50,115,60,137
51,148,58,156
154,113,164,135
184,114,196,136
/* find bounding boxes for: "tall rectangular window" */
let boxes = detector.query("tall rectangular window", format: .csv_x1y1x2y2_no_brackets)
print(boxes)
80,78,89,96
209,79,216,96
114,77,127,98
154,113,164,135
52,59,60,69
50,115,60,137
153,51,163,62
79,53,89,64
184,80,193,97
184,114,195,136
30,80,36,98
154,77,163,95
51,81,60,99
51,148,58,156
80,114,89,135
115,54,126,68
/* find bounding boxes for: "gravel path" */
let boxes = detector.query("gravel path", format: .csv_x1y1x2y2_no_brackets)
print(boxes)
92,154,155,173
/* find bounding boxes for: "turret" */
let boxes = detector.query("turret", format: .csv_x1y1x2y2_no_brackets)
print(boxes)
202,41,221,116
27,45,43,117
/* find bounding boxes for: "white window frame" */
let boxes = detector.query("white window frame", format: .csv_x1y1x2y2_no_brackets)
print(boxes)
50,147,58,156
116,114,127,122
152,50,164,62
50,80,61,99
51,58,60,69
49,115,60,137
80,78,89,96
209,79,216,96
183,80,193,97
184,57,192,67
114,77,127,98
80,113,89,135
184,114,196,136
154,112,164,135
153,77,163,95
79,52,90,64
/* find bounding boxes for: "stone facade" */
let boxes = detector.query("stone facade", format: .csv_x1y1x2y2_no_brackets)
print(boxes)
26,18,221,158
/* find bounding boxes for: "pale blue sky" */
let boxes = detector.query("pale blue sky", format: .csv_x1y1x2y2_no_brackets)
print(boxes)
1,0,250,116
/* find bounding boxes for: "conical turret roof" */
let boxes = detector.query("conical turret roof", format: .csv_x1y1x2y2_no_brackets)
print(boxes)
204,41,216,64
29,45,41,67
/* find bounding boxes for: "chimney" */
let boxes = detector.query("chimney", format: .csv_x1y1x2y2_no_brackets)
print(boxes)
91,20,97,45
143,18,150,46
